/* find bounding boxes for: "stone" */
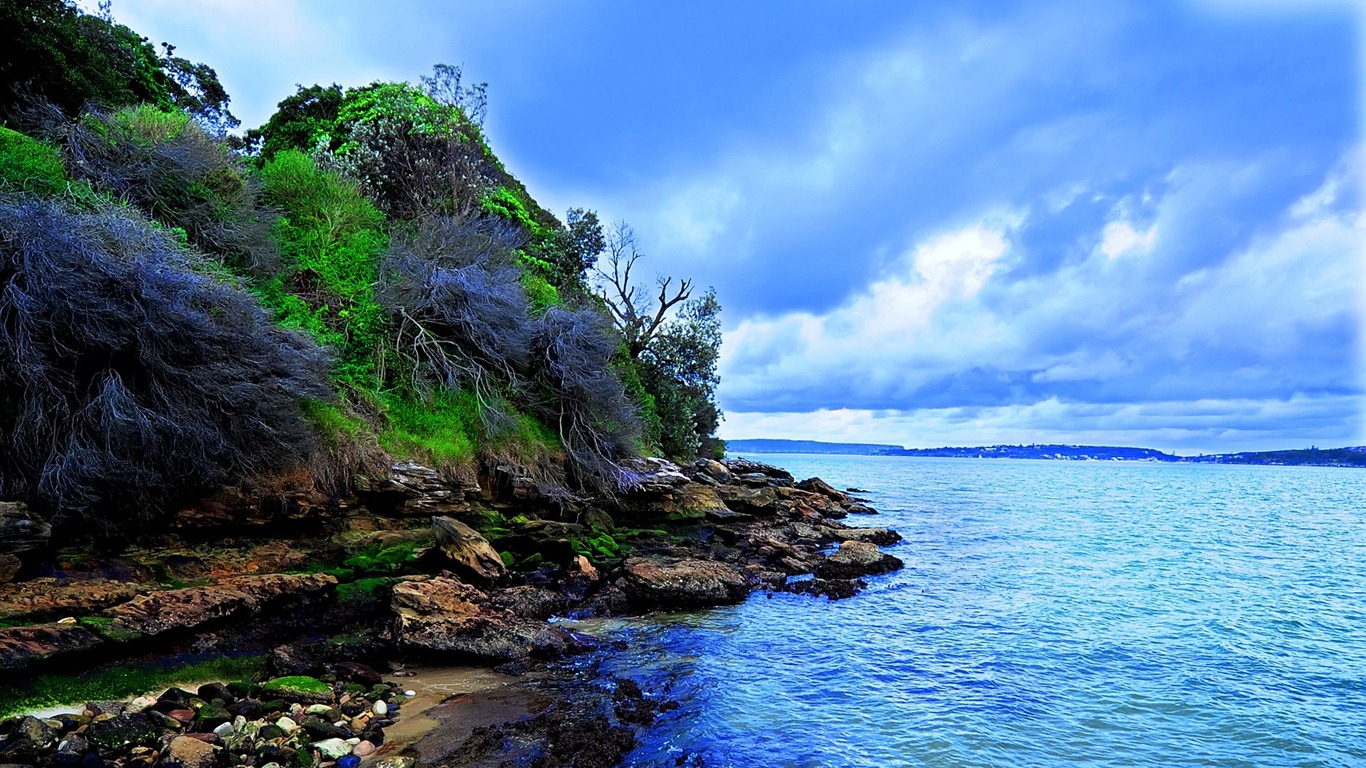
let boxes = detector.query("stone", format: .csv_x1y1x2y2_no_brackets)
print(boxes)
491,585,565,620
259,676,334,705
831,527,902,546
211,722,235,740
13,716,59,750
0,623,103,670
621,558,751,609
312,738,350,760
328,662,382,687
274,717,299,733
431,516,507,583
0,501,50,556
368,758,415,768
162,735,218,768
336,756,361,768
371,700,387,717
814,541,903,580
197,682,234,704
351,741,375,757
86,714,158,755
0,553,20,583
195,703,232,729
123,696,158,714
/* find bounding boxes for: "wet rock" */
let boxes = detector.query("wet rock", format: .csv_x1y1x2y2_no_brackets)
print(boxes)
0,502,50,557
12,717,58,751
431,516,506,583
391,577,565,663
492,585,565,620
621,558,750,609
328,661,382,687
831,527,902,546
0,623,103,670
162,735,217,768
814,541,903,580
716,485,778,514
86,714,158,755
782,577,868,600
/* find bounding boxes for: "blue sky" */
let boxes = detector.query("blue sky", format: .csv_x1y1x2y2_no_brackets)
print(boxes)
99,0,1363,453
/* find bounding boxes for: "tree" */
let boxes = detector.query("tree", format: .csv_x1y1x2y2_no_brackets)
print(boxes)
595,222,693,360
594,223,723,460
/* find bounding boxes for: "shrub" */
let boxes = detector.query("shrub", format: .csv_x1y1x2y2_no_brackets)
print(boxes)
0,126,66,195
530,307,642,492
258,150,388,385
64,104,279,276
0,197,329,522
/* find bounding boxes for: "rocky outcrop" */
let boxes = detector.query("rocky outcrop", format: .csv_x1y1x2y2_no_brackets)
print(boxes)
621,557,751,609
0,622,102,669
107,573,337,637
391,576,575,662
1,501,50,583
0,578,143,622
356,462,480,517
432,516,507,583
815,540,904,580
831,527,902,546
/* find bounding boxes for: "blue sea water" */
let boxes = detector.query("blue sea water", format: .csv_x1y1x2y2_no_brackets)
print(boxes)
586,456,1366,767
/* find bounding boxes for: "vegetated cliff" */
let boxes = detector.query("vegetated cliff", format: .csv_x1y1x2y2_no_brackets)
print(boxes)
0,1,723,539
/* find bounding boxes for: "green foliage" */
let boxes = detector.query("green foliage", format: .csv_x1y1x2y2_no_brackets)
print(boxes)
259,150,388,385
341,540,424,575
378,388,480,467
0,655,264,718
570,531,621,562
0,126,66,195
243,83,345,160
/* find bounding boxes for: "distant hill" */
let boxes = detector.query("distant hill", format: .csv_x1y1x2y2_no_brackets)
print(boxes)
878,444,1179,461
728,439,1366,467
1183,446,1366,467
726,439,903,455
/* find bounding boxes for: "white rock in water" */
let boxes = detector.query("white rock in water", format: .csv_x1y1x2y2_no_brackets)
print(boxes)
275,716,299,733
372,699,388,717
405,690,416,697
313,738,351,760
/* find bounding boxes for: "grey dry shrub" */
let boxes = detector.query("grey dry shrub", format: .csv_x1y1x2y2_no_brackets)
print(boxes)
0,196,329,522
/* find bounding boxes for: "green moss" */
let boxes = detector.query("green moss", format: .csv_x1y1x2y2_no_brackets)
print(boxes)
0,655,264,718
77,616,142,643
335,576,398,604
0,126,67,196
499,551,515,567
342,541,424,575
261,675,330,696
570,532,621,562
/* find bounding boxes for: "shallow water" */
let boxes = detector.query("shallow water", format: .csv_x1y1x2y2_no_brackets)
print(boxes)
587,456,1366,767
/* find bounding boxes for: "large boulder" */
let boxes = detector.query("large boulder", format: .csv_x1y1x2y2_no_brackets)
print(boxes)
432,516,507,583
831,527,902,546
621,558,751,609
391,577,570,663
814,541,903,580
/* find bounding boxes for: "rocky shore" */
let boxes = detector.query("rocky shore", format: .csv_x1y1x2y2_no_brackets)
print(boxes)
0,458,903,767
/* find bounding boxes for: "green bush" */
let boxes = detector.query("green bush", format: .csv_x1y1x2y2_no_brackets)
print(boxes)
0,126,66,195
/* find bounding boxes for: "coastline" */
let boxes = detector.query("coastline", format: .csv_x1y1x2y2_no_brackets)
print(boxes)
0,457,903,767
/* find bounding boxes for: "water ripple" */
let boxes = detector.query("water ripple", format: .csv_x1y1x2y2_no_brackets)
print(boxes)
592,458,1366,768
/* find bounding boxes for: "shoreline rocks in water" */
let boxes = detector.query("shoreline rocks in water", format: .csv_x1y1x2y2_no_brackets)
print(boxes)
0,457,905,767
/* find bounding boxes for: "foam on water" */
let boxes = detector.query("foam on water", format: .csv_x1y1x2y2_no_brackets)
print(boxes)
592,456,1366,767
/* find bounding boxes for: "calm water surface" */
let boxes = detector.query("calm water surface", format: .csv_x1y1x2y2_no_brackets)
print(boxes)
580,456,1366,767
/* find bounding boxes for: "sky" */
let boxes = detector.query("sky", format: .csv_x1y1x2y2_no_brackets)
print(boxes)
95,0,1365,453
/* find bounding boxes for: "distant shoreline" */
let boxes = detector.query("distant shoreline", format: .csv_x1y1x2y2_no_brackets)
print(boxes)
726,439,1366,468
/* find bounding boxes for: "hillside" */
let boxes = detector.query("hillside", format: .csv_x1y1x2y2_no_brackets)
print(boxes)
727,439,903,455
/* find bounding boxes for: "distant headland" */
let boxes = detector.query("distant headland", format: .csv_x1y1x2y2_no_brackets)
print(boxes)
726,439,1366,468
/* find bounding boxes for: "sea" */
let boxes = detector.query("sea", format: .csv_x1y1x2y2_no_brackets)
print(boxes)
574,455,1366,768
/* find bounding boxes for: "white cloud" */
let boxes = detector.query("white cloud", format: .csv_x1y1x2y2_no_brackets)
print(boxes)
1099,220,1157,259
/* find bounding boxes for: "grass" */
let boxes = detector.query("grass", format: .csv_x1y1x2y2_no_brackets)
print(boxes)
0,655,265,718
0,126,67,196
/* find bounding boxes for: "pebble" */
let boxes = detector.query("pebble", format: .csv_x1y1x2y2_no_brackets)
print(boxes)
352,741,376,757
212,722,235,739
274,716,299,733
124,696,158,714
372,700,387,717
305,704,333,716
313,738,351,760
404,690,416,697
336,755,361,768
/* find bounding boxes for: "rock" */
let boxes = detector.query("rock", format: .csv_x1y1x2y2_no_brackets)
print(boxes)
431,516,507,583
336,755,362,768
369,759,415,768
351,741,375,757
492,585,565,620
795,477,846,501
716,485,778,514
105,573,336,638
693,459,732,484
0,501,50,556
312,738,350,760
391,577,566,663
371,700,387,717
621,558,751,609
0,553,20,583
259,677,333,705
328,662,382,687
194,703,231,730
723,459,794,483
123,696,158,714
273,717,299,733
210,722,234,740
831,527,902,546
358,462,478,518
0,623,102,670
13,717,58,750
86,714,158,755
782,577,868,600
196,682,234,704
814,541,903,580
163,734,219,768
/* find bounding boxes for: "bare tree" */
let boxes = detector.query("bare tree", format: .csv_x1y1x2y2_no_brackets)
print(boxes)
595,222,692,360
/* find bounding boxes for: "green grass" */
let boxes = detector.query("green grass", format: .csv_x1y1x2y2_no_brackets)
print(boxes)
0,655,265,718
378,387,480,466
0,126,68,196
